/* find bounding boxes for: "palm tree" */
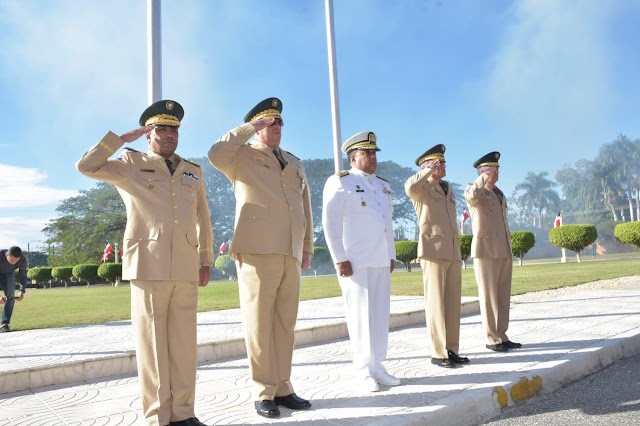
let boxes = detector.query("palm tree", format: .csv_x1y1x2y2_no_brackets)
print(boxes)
513,172,561,228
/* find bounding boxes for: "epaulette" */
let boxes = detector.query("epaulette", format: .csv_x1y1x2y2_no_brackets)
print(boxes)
376,175,389,182
284,150,300,160
337,170,349,177
183,159,201,168
124,146,143,154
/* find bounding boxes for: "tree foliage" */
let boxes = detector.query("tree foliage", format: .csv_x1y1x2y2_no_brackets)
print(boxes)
512,172,560,228
511,231,536,266
27,266,53,283
614,222,640,249
214,255,237,279
395,241,418,272
98,263,122,285
310,246,333,276
549,225,598,263
72,264,100,286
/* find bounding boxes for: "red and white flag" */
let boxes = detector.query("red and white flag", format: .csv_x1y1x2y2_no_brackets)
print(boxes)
554,211,562,228
460,209,470,234
101,240,114,263
218,241,229,255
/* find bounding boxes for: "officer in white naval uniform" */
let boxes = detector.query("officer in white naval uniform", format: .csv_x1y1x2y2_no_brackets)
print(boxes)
322,131,399,392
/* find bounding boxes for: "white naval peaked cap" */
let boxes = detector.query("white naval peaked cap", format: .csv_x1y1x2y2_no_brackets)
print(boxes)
341,131,381,154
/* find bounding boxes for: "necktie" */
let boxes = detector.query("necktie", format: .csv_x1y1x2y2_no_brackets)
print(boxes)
165,159,175,175
273,149,287,170
439,181,448,195
493,187,503,204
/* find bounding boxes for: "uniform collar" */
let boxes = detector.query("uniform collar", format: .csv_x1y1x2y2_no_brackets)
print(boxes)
350,167,375,178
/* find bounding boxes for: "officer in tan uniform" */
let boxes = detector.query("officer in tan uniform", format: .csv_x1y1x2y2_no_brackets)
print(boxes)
405,144,469,368
322,131,399,393
208,98,313,419
464,151,521,353
77,100,213,426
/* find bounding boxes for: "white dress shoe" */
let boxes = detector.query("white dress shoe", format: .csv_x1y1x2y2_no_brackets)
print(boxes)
362,376,380,392
374,370,401,386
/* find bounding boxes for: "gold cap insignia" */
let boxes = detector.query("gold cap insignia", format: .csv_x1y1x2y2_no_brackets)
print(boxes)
272,99,279,107
166,101,174,110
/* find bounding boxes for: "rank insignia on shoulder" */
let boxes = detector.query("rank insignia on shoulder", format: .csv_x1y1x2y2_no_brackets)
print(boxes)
184,159,201,168
376,175,388,182
284,150,299,160
337,170,350,177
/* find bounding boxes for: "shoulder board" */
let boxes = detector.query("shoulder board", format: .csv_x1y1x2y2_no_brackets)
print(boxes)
124,146,143,154
183,159,201,168
376,176,389,183
336,170,350,177
283,150,300,160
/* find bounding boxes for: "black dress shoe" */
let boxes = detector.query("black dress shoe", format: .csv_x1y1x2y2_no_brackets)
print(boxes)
502,340,522,349
255,400,280,418
431,358,456,368
274,393,312,410
447,350,470,364
169,418,208,426
486,343,509,352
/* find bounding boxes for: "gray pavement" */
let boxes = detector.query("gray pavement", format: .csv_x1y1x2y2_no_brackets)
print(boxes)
0,277,639,425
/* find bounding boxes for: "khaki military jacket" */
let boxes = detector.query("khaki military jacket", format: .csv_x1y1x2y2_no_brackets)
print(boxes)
76,131,214,281
208,123,313,262
464,174,511,259
405,168,461,261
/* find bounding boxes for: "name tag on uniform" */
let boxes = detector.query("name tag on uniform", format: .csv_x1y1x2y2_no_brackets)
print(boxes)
356,185,364,193
140,169,155,173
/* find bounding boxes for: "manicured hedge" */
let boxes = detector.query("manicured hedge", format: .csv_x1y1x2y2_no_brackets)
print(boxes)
614,222,640,249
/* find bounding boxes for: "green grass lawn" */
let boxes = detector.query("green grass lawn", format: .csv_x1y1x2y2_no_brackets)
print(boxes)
9,257,639,331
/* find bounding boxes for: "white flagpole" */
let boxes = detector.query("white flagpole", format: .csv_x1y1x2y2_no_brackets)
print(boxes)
147,0,162,105
324,0,343,174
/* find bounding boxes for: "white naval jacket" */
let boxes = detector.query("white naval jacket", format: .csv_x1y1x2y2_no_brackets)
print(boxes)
322,168,396,269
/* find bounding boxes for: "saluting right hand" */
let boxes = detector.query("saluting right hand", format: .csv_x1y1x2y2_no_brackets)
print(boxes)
250,118,275,133
119,125,155,143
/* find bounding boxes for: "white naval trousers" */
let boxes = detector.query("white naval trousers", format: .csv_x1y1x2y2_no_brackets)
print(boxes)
338,266,391,378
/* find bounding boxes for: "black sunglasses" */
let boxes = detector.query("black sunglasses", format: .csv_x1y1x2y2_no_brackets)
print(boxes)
270,118,284,127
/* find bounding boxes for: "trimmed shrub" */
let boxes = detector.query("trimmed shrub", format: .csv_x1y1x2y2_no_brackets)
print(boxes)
52,266,74,289
459,234,473,269
27,266,53,283
395,241,418,272
215,255,237,280
72,264,100,286
511,231,536,266
614,222,640,249
98,263,123,286
310,246,333,276
549,224,598,263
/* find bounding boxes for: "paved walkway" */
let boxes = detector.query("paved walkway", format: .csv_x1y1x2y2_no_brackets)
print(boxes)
1,277,640,425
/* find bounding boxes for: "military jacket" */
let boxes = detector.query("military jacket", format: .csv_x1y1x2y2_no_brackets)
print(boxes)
464,174,512,259
405,168,461,261
208,123,313,262
76,131,214,281
322,168,396,269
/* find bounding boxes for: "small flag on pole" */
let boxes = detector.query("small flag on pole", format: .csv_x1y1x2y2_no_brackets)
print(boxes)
554,210,562,228
460,209,470,234
101,240,114,263
218,241,229,255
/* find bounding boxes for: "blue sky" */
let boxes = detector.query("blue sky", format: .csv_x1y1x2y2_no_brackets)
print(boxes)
1,0,640,249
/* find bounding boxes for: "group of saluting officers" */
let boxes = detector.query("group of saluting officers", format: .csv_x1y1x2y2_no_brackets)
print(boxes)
76,97,520,426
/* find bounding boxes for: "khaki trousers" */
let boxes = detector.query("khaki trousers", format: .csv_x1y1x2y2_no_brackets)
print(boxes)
130,280,198,426
236,254,300,400
472,258,513,345
420,258,461,359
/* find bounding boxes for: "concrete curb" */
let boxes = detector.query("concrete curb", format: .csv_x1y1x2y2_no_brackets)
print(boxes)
0,299,480,395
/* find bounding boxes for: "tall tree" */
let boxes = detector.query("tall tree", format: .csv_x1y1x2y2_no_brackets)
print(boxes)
513,172,560,229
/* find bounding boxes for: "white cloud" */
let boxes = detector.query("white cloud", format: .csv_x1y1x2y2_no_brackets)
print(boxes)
486,0,614,142
0,163,78,208
0,216,51,249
